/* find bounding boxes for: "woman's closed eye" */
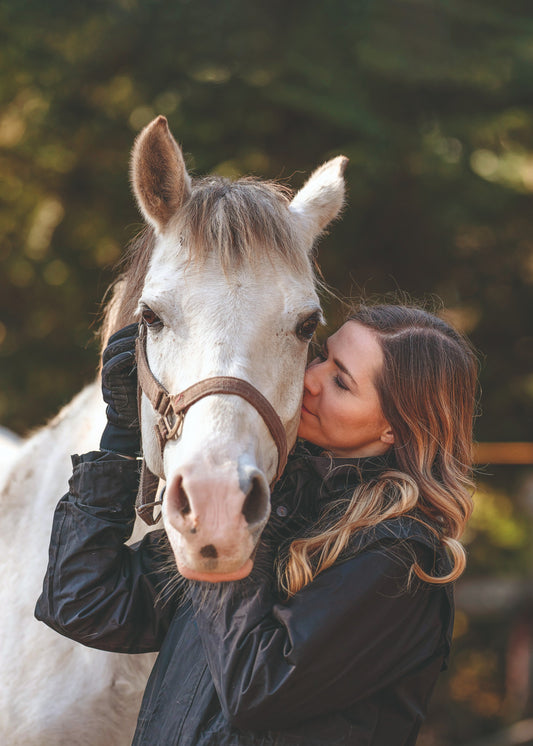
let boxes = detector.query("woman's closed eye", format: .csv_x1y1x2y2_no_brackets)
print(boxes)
334,374,350,391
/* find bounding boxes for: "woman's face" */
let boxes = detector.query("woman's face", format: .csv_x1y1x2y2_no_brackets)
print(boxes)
297,321,394,457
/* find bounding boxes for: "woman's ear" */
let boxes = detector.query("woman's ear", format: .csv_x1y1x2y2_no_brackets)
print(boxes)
380,427,395,446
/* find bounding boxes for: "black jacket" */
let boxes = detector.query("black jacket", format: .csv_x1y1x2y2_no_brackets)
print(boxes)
36,447,454,745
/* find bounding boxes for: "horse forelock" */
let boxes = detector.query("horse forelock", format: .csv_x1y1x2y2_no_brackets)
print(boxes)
178,175,309,273
100,175,313,347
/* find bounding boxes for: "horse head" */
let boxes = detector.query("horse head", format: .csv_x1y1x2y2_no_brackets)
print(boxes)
126,116,347,581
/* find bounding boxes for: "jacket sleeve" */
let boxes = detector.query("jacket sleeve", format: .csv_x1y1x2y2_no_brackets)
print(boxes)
35,451,177,653
190,541,449,731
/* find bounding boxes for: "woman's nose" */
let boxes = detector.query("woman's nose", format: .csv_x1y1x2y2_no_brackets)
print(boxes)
303,362,322,395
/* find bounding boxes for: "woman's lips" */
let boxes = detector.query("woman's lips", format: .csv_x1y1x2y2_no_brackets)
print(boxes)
301,402,316,417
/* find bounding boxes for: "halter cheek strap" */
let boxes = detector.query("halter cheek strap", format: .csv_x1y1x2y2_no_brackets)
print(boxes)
134,324,289,525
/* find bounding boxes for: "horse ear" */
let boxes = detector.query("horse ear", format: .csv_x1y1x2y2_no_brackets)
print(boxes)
289,156,348,245
131,116,192,233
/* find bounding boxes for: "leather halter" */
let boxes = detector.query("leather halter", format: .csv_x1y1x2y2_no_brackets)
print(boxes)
134,323,288,525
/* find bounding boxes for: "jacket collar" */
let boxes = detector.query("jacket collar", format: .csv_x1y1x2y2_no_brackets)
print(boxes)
279,442,442,552
285,440,396,496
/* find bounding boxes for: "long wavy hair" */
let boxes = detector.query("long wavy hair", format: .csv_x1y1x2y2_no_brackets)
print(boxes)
281,304,479,597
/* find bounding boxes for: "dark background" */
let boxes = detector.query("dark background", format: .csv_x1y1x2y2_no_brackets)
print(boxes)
1,2,532,743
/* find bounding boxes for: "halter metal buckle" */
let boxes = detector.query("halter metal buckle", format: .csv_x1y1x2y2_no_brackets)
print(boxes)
162,403,185,441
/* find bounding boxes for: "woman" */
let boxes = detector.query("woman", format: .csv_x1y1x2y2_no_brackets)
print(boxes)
35,303,478,746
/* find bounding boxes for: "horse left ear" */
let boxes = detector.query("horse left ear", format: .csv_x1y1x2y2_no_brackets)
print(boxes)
131,116,192,233
289,155,348,247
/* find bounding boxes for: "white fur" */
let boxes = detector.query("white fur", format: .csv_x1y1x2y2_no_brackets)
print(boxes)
0,425,21,475
0,386,156,745
289,155,348,241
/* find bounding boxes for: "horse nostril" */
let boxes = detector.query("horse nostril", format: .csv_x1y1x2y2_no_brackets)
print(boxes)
174,477,191,517
242,475,267,527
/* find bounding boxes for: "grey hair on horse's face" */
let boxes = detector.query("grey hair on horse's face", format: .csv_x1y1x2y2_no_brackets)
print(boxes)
104,115,348,583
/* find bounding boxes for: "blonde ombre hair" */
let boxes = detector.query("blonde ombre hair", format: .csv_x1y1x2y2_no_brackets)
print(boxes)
281,304,478,597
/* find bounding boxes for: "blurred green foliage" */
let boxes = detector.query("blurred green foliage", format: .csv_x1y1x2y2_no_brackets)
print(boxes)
1,0,532,440
1,2,533,743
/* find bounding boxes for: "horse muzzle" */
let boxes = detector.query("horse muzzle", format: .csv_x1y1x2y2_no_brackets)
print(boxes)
163,461,270,580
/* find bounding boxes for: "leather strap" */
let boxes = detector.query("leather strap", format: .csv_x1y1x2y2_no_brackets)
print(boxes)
135,459,163,524
134,324,288,525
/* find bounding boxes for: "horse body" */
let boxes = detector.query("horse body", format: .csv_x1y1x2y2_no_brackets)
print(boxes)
0,425,21,475
0,116,347,743
0,384,157,745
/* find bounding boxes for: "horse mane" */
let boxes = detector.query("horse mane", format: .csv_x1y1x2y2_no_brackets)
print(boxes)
100,175,312,346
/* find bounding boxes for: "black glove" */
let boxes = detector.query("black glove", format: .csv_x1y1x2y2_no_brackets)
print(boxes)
99,323,141,456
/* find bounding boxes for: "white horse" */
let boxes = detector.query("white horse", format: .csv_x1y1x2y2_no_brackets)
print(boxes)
0,116,347,745
0,425,21,473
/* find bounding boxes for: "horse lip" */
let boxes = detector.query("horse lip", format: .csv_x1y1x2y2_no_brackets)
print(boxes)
177,559,253,583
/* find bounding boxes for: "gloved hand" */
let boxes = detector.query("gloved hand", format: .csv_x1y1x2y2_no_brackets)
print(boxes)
99,323,141,456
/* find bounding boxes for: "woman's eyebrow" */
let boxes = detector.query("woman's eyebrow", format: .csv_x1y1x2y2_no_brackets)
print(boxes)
324,339,358,388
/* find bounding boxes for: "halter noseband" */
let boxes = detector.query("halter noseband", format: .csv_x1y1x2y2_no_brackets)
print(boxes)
134,323,288,525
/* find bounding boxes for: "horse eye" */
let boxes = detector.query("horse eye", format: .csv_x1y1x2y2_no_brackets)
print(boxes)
296,312,320,341
141,307,162,328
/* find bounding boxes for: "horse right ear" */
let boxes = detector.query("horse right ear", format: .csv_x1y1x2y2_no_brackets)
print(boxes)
289,155,348,246
131,116,192,233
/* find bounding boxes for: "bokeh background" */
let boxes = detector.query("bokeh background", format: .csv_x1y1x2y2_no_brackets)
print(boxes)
1,1,532,743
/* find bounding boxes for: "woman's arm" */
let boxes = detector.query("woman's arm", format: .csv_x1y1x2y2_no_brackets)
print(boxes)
190,541,449,731
35,450,177,653
36,325,178,652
